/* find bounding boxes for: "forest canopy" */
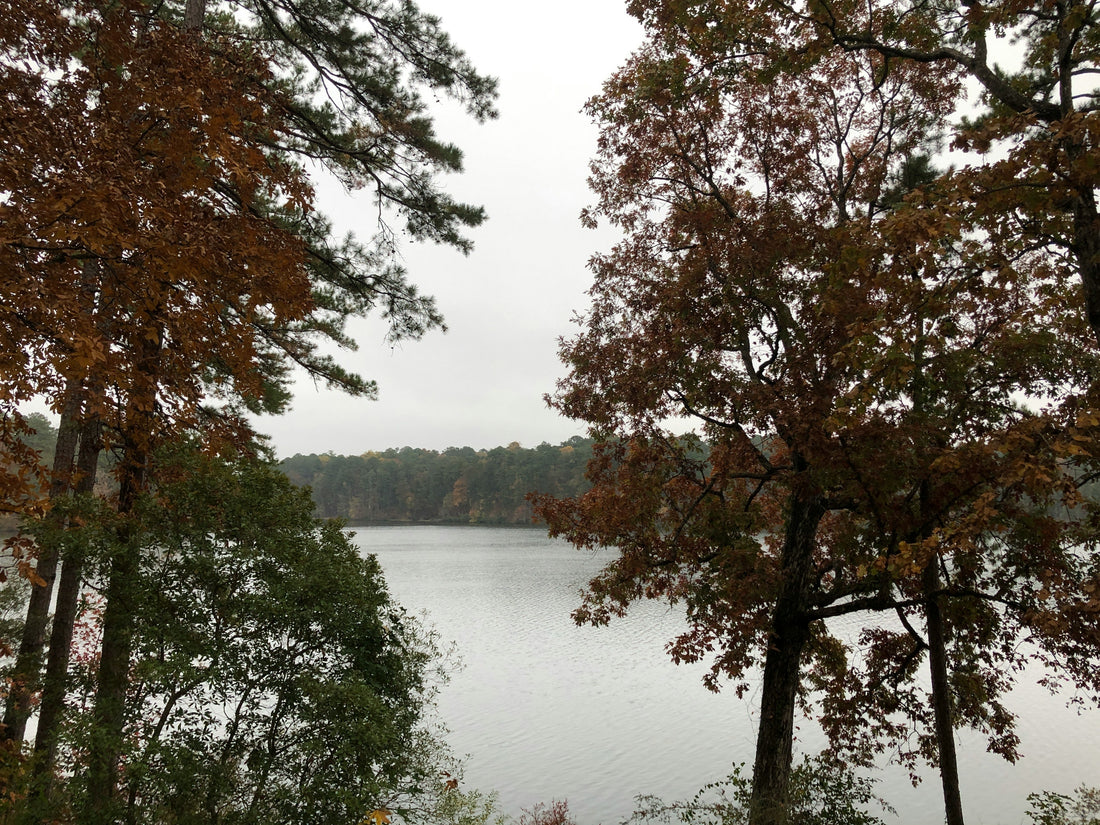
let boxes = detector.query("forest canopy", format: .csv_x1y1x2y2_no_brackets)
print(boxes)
0,0,497,820
280,438,594,524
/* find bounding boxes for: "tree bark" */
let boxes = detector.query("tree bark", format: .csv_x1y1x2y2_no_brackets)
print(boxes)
84,334,158,824
82,468,143,825
749,492,823,825
183,0,205,30
2,387,83,743
923,558,965,825
911,325,966,825
1072,189,1100,348
24,417,102,820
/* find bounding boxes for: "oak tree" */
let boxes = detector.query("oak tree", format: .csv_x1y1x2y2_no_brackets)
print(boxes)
536,19,1100,825
622,0,1100,346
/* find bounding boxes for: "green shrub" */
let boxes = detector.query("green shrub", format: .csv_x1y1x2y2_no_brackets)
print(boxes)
627,755,892,825
1028,786,1100,825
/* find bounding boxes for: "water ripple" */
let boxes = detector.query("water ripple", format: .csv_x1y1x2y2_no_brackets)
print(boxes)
355,526,1098,825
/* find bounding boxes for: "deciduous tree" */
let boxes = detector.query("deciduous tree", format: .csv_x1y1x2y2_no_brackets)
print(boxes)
536,20,1100,825
622,0,1100,346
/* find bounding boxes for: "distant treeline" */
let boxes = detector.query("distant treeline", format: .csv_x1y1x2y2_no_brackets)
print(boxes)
279,438,594,524
3,416,594,526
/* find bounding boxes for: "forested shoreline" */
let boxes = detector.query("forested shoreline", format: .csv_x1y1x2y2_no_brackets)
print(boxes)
2,419,595,528
5,0,1100,820
280,438,593,524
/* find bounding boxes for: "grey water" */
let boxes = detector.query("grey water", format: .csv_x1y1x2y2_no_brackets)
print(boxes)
353,525,1099,825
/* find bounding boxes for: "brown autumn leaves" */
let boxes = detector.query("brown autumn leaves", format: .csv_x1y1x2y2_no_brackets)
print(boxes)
0,0,497,819
533,2,1100,824
0,0,313,520
3,0,1100,824
0,2,326,811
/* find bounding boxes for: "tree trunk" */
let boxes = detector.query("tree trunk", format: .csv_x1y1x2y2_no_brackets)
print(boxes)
82,469,143,825
749,492,823,825
1072,189,1100,348
83,333,158,824
923,558,965,825
24,417,102,820
2,388,83,743
183,0,205,30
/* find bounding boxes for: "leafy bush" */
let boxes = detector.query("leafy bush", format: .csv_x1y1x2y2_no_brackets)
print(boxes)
518,800,576,825
428,785,509,825
627,755,892,825
1028,786,1100,825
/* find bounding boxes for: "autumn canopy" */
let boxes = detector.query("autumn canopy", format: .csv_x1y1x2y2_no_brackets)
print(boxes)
0,0,495,820
536,1,1100,823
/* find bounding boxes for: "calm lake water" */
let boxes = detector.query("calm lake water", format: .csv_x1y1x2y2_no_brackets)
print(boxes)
352,525,1099,825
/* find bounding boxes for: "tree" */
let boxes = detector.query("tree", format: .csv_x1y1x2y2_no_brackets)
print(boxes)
535,20,1100,825
164,0,499,398
1,0,301,761
621,0,1100,346
11,444,456,825
0,3,325,806
0,0,496,814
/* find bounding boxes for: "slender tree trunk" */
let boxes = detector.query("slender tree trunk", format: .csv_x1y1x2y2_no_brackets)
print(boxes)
912,337,965,825
1072,189,1100,348
23,417,102,820
923,558,965,825
2,388,83,743
749,492,823,825
84,334,159,825
82,466,143,825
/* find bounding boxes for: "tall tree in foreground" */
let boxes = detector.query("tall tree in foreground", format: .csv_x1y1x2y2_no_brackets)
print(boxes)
0,0,318,788
621,0,1100,346
536,16,1100,825
0,0,496,815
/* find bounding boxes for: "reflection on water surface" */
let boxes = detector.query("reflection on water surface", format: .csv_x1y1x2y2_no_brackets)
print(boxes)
353,526,1098,825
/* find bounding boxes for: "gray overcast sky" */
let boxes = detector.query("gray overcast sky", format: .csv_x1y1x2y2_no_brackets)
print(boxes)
258,1,644,458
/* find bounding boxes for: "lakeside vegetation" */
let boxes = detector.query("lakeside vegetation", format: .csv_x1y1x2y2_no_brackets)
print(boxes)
280,439,594,525
3,0,1100,820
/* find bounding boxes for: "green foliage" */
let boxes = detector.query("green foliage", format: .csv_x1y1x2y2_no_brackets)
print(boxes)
427,786,509,825
17,414,57,465
1028,787,1100,825
628,756,892,825
29,445,457,825
173,0,500,398
280,438,594,524
0,575,28,659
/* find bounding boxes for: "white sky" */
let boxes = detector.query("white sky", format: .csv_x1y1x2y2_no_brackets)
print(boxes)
258,1,644,458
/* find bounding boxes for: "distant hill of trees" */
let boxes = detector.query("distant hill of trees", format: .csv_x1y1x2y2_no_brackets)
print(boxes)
279,437,594,524
3,417,595,526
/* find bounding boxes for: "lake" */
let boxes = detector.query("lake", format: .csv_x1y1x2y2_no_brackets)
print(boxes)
352,525,1099,825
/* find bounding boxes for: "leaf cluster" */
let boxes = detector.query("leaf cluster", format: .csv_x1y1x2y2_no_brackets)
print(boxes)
627,755,892,825
538,0,1100,780
42,445,452,825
